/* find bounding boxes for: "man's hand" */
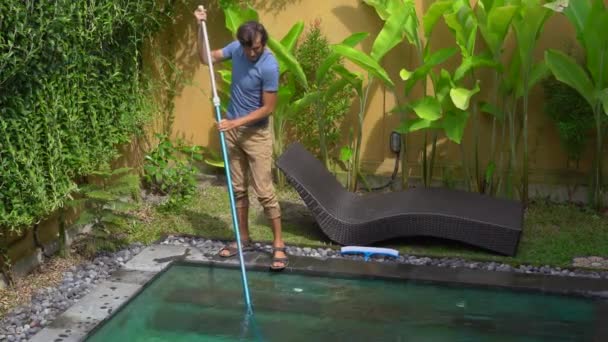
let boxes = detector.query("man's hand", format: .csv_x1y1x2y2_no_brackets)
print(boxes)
217,119,241,132
194,5,207,22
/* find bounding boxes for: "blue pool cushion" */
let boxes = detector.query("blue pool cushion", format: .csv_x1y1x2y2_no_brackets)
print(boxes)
340,246,399,261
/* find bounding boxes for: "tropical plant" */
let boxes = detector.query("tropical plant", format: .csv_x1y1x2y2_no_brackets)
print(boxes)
542,62,595,166
363,0,480,191
545,0,608,209
474,0,519,195
443,0,506,194
0,0,183,231
299,32,369,174
292,20,354,162
142,134,208,208
510,0,553,206
329,1,400,191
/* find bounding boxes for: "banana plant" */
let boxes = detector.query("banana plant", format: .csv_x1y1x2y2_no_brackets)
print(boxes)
545,0,608,209
331,0,403,191
510,0,552,206
444,0,488,193
372,0,480,190
473,0,518,195
330,45,394,191
361,0,443,189
311,32,368,170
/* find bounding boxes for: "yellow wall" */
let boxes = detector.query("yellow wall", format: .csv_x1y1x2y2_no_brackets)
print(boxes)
150,0,607,186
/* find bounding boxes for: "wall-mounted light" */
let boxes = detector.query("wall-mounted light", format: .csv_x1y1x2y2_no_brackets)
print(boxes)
390,131,401,154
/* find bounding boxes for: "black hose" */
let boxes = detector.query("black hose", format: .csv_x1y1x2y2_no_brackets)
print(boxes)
359,149,400,192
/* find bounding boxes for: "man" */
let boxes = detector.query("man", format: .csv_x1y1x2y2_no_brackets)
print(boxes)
194,6,288,270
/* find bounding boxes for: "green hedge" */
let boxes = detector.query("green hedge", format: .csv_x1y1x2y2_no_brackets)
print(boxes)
0,1,180,231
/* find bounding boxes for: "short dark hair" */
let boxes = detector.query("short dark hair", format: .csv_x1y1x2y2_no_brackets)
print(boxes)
237,21,268,47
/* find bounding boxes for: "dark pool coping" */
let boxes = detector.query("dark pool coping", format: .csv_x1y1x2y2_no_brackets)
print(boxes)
30,244,608,341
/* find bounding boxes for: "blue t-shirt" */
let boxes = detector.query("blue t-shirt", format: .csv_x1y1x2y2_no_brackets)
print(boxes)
221,40,279,127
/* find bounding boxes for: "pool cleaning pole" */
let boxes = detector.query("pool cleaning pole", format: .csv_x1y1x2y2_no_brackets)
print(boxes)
198,6,253,314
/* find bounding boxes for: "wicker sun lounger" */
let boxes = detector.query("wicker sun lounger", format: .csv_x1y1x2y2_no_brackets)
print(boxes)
276,142,524,256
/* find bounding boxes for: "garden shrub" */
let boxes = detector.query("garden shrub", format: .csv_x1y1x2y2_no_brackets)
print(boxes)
142,134,203,209
542,48,597,166
0,0,183,232
542,77,595,166
290,19,353,159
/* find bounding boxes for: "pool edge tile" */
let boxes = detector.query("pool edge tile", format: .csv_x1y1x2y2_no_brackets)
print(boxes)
30,281,142,342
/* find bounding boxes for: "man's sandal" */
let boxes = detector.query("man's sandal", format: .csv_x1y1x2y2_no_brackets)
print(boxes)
270,246,289,271
218,240,254,257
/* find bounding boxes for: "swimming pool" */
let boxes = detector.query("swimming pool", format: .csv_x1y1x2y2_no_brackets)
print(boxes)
85,260,607,341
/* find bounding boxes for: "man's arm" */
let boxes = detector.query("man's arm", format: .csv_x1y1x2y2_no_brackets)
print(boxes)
237,91,277,125
194,5,224,65
196,24,225,65
217,92,277,131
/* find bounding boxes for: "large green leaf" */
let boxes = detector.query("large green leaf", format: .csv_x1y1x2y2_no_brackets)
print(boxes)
204,159,225,168
545,49,595,108
510,58,551,99
395,118,441,134
444,0,478,57
339,146,353,163
276,22,305,75
600,88,608,115
403,9,420,47
332,44,394,88
423,1,452,38
277,82,295,105
290,91,322,115
454,52,501,82
267,37,308,90
218,69,231,84
280,21,305,53
333,65,364,98
342,32,370,47
581,2,608,86
409,96,442,121
324,78,352,100
223,5,259,34
403,47,458,94
424,46,458,66
443,109,469,143
478,4,518,57
315,33,369,84
561,0,589,36
371,3,411,61
480,101,505,121
513,2,552,68
523,61,550,96
274,79,296,120
433,69,454,104
450,80,480,110
362,0,405,20
501,47,521,97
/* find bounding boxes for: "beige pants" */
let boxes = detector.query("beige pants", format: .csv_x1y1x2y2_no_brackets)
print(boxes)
225,125,281,219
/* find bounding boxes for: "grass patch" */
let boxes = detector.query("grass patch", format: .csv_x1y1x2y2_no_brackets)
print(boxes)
128,181,608,268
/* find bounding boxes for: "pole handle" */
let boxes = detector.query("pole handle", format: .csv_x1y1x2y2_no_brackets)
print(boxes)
198,7,220,105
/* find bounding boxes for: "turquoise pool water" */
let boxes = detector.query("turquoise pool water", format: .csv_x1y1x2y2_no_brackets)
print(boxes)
86,264,599,341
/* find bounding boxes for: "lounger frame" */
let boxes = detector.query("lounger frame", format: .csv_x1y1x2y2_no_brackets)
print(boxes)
276,143,524,256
